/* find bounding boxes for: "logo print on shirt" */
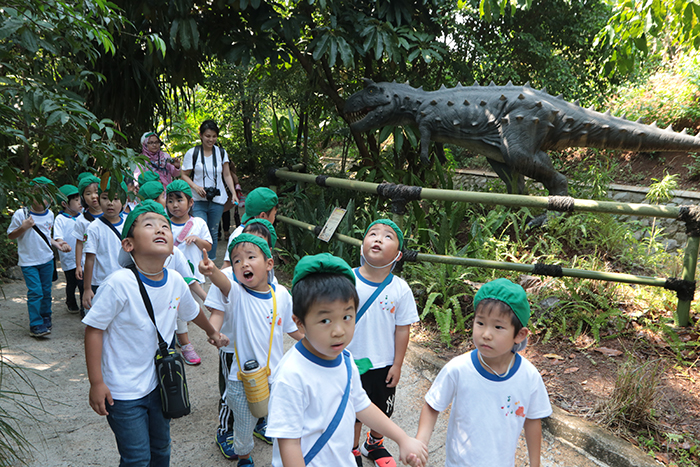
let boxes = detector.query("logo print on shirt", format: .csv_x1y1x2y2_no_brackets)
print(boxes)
500,395,525,417
379,294,396,314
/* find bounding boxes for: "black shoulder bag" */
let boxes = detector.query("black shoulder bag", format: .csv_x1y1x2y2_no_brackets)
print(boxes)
128,266,191,419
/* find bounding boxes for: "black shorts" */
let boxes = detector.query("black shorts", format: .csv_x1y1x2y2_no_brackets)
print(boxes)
358,365,396,419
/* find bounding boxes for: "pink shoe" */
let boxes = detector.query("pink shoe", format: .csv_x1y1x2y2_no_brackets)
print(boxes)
180,343,201,365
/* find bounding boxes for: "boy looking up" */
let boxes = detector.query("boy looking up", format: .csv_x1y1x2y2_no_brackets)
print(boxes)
266,253,427,467
7,177,71,337
222,187,278,269
54,184,83,313
84,200,228,466
416,278,552,467
348,219,419,467
82,179,125,310
200,234,301,467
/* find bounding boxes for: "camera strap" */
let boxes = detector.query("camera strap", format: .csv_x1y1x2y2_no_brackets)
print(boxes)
193,144,219,190
128,266,169,354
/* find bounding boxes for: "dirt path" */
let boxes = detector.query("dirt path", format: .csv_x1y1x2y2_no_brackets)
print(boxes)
1,244,609,467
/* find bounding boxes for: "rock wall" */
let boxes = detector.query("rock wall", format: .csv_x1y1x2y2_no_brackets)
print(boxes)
453,169,700,252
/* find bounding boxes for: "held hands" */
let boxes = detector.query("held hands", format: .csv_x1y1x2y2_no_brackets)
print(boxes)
56,240,71,252
400,437,428,467
207,332,230,348
199,249,218,277
89,381,114,416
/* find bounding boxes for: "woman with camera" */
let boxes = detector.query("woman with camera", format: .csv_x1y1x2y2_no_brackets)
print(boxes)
137,131,181,187
181,120,238,260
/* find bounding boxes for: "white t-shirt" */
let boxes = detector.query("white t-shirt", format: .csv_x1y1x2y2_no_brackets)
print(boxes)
182,145,229,204
84,215,125,286
171,216,212,283
8,208,54,267
223,224,245,263
82,268,199,400
53,211,79,270
425,350,553,467
204,270,295,379
71,211,103,267
267,343,372,467
345,269,419,370
167,247,196,281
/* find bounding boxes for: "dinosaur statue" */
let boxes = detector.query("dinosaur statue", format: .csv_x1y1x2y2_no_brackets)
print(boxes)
344,79,700,197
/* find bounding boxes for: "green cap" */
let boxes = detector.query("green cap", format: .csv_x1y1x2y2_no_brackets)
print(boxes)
473,278,530,326
139,181,165,200
364,219,404,250
245,218,277,249
166,179,192,198
228,233,271,259
121,199,171,240
59,184,79,198
78,174,100,196
292,253,355,290
30,176,54,187
242,187,278,223
138,171,160,186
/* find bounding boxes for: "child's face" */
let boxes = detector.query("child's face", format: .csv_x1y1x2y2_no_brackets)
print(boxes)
83,184,101,212
259,206,277,224
122,213,173,258
362,223,401,265
153,192,166,209
230,243,273,292
99,192,123,219
167,193,192,220
472,305,527,361
294,298,356,361
64,196,82,214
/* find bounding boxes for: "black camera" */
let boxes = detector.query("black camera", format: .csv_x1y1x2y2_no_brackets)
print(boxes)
204,186,220,201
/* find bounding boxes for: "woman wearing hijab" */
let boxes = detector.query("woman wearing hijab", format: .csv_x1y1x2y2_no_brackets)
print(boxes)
135,131,180,187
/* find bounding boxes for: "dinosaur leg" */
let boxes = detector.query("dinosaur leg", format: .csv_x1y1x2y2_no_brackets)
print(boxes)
419,125,432,165
505,148,568,197
486,158,527,194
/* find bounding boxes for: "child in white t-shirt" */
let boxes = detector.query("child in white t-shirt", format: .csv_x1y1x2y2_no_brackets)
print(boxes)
82,179,125,310
72,173,103,316
347,219,419,467
200,234,302,467
83,200,228,466
416,278,552,467
53,184,82,313
266,253,427,467
7,177,71,337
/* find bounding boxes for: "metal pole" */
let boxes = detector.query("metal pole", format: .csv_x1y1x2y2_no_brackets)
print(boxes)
277,215,668,289
676,236,699,326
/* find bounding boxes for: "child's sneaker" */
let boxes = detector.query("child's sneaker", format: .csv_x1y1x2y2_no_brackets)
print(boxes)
237,457,253,466
43,316,52,331
216,431,238,460
353,447,363,466
253,419,272,445
180,343,201,365
29,324,50,338
361,434,396,467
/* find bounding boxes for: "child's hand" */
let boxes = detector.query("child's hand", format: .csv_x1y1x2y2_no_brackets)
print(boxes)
58,241,71,252
399,437,428,467
184,235,198,245
89,381,114,416
75,265,83,280
386,364,402,388
21,217,35,229
83,288,94,310
199,249,217,277
208,332,229,348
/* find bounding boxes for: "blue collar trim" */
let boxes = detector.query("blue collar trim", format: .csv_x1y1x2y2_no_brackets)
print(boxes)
470,349,521,381
354,268,393,287
171,220,186,226
139,269,168,287
243,282,276,299
29,209,50,216
295,340,343,367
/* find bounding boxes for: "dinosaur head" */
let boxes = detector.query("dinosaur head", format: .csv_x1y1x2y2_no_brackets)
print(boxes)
344,79,399,132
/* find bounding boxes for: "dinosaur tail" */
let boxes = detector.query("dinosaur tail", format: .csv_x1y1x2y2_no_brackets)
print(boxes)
548,112,700,153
